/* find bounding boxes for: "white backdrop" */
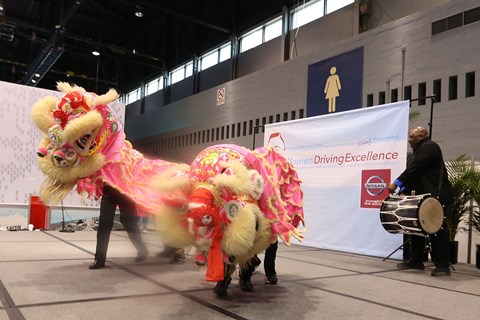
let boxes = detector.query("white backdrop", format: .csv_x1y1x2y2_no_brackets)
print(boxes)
0,81,125,207
264,101,410,259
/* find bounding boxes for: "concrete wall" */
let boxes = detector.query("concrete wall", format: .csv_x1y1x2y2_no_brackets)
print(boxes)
368,0,449,28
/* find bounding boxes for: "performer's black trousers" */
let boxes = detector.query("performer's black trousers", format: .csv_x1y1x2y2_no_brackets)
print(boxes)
264,241,278,277
408,224,450,269
239,241,278,280
94,185,147,263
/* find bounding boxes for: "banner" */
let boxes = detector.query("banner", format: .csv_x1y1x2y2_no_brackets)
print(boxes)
264,101,410,259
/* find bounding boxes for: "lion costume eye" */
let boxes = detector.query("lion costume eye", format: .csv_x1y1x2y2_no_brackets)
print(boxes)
202,215,212,225
79,135,89,145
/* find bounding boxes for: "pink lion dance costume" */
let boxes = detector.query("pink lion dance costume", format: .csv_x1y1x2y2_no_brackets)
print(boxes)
32,83,305,297
154,144,305,296
31,82,186,209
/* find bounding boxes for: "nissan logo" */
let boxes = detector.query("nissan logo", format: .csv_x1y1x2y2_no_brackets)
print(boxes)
365,175,387,196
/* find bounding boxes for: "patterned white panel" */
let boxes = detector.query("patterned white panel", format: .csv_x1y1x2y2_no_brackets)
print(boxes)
0,81,125,206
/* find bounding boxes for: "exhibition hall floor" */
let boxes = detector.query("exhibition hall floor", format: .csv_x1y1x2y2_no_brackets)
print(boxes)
0,230,478,320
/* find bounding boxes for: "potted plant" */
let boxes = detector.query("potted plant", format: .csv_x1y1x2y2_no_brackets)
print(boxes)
468,167,480,268
444,155,480,263
471,208,480,268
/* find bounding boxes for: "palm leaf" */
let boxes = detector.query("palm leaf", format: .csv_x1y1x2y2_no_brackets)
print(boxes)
444,154,480,239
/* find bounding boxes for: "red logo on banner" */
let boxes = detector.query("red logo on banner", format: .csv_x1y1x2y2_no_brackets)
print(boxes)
361,169,391,208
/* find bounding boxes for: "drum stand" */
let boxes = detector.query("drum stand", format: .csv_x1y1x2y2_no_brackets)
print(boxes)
383,236,456,272
383,236,432,262
383,238,410,261
383,235,431,262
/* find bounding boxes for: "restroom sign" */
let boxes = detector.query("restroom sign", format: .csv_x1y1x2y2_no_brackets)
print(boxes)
217,87,225,106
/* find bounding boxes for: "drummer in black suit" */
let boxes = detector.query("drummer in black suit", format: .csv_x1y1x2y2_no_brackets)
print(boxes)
387,127,453,277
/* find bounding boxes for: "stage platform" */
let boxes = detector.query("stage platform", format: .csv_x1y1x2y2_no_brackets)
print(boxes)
0,230,478,320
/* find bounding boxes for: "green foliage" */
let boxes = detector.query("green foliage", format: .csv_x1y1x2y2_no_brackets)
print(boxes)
469,167,480,234
444,155,480,240
472,206,480,234
408,110,420,123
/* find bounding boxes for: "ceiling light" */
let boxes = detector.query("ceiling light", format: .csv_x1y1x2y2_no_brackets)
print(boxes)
31,79,36,83
92,50,100,56
135,6,143,18
34,73,40,78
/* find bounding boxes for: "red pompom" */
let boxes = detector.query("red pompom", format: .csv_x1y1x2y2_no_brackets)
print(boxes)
52,110,68,129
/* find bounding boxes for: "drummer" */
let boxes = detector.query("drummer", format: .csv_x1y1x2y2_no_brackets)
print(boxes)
387,126,453,277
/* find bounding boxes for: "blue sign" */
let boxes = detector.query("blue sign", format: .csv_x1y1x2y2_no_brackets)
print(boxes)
306,47,364,117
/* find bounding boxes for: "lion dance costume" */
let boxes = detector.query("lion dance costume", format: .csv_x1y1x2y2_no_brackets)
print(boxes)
31,82,186,210
154,144,305,296
32,83,305,297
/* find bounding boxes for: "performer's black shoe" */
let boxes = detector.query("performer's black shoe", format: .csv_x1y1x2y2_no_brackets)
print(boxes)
89,259,105,270
239,277,253,292
156,247,177,258
396,262,424,270
265,274,278,284
135,248,149,262
169,253,186,264
431,267,451,277
213,277,231,297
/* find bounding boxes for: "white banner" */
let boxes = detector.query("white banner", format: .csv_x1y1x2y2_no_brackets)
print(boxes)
264,101,410,259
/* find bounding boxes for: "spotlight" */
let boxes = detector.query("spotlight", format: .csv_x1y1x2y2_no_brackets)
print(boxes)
92,50,100,56
34,73,40,78
135,6,143,18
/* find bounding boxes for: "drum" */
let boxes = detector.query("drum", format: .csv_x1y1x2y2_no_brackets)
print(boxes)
380,194,444,237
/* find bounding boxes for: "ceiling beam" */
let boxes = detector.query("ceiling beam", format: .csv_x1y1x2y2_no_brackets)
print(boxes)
138,0,231,34
16,0,85,86
59,31,164,69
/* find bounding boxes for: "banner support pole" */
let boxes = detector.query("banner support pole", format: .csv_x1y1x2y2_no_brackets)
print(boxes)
409,95,435,138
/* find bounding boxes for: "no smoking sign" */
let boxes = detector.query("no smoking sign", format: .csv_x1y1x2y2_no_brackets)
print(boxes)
217,87,225,106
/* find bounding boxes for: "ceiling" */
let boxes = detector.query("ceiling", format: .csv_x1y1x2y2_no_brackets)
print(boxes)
0,0,298,94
